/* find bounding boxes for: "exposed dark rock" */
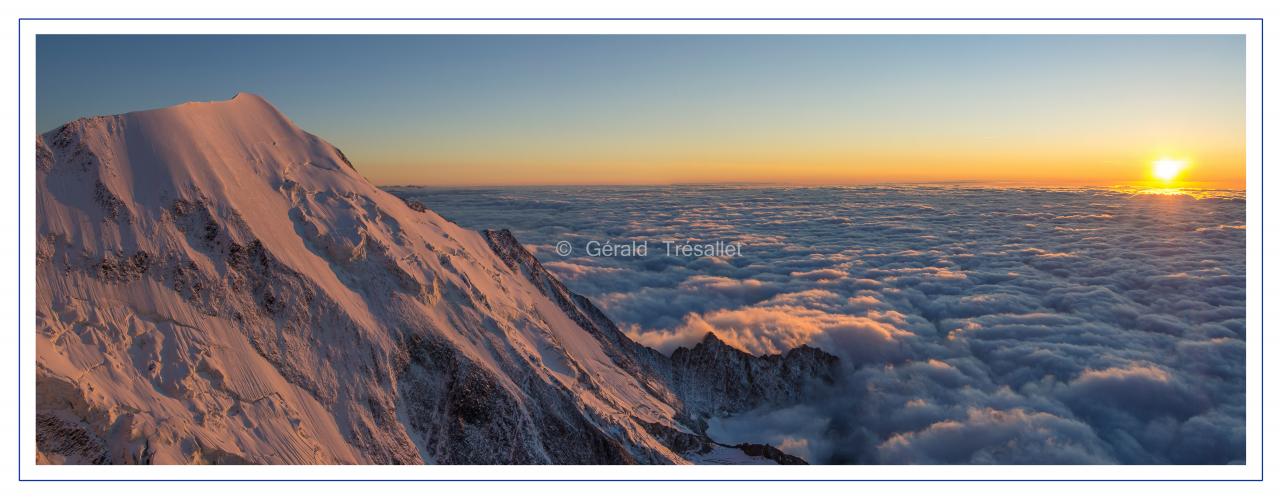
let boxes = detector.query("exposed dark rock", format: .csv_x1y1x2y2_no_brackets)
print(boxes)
636,419,715,455
406,199,429,213
94,250,152,282
397,334,643,464
36,413,110,465
733,443,809,465
93,180,128,223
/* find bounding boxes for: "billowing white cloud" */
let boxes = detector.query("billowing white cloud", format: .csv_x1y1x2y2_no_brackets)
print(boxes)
877,407,1114,464
392,185,1246,464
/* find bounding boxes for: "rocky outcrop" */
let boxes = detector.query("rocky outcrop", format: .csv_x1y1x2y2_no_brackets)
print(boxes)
732,443,809,465
670,333,840,420
482,229,841,428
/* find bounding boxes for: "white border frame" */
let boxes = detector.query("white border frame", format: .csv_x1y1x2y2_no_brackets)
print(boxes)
16,18,1264,481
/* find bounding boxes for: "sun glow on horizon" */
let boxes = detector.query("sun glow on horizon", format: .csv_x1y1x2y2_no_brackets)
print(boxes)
1153,158,1189,183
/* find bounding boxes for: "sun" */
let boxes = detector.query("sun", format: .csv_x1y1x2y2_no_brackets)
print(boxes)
1152,158,1188,182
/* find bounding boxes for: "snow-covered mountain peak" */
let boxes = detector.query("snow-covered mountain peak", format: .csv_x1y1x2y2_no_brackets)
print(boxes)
35,94,836,465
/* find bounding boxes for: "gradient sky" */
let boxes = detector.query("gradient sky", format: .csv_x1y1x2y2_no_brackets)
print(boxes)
37,35,1244,187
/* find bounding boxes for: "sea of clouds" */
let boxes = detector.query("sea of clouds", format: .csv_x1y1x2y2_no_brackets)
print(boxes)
390,185,1246,465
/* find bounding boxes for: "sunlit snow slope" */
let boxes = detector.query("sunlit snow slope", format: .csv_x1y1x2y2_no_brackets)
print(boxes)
35,94,832,465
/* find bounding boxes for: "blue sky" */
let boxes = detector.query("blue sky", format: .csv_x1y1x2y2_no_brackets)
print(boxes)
37,35,1244,186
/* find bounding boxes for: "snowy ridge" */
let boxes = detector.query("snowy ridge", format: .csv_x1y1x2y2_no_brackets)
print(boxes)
34,94,835,464
482,229,841,427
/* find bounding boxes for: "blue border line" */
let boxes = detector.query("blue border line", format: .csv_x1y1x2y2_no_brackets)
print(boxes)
15,15,20,486
15,17,1264,481
1261,15,1266,484
10,17,1269,20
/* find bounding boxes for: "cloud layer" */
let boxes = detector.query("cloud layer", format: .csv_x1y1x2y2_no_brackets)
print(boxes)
392,185,1246,464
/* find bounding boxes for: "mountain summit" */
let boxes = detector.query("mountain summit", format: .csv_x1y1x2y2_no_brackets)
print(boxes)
35,93,836,465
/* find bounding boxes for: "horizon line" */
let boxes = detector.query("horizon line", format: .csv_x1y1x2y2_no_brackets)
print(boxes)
378,180,1247,190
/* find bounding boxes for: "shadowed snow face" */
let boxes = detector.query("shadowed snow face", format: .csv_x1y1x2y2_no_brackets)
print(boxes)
391,185,1245,465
